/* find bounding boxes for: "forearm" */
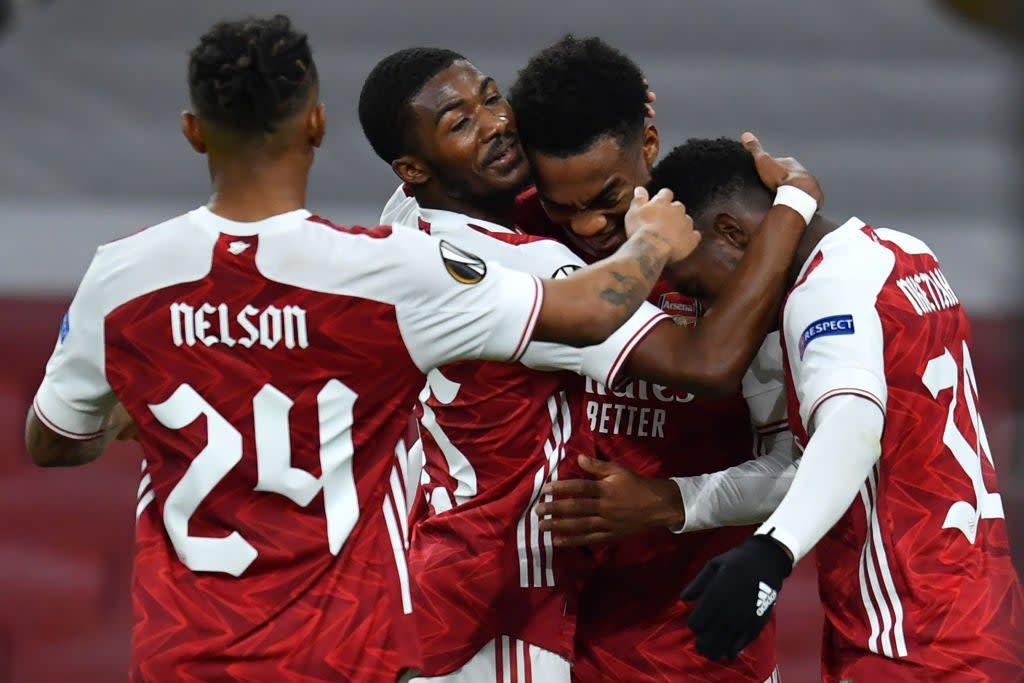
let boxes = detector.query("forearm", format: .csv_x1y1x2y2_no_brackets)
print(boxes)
25,404,125,467
672,449,797,532
756,395,883,562
682,205,806,385
536,225,672,346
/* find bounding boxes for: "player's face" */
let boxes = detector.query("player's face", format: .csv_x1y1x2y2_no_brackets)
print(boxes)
529,125,658,258
665,209,759,306
664,235,737,306
408,61,530,203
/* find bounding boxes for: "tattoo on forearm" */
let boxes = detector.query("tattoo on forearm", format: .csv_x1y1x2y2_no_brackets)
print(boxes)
598,233,668,311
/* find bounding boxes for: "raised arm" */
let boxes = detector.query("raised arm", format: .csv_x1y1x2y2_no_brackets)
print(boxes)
625,134,822,393
533,187,699,347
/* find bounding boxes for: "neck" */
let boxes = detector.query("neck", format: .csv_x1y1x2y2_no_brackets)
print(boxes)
206,151,309,222
786,215,839,287
415,187,519,227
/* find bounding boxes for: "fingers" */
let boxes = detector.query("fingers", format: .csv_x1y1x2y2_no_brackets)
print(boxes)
539,509,619,546
681,561,718,601
552,531,616,548
540,478,601,499
540,515,610,540
576,455,619,476
632,186,675,207
740,130,787,191
740,131,763,157
631,185,649,207
535,496,602,520
644,83,657,119
726,628,759,660
650,187,674,203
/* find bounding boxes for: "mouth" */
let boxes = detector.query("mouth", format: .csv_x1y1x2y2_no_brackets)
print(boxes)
585,226,626,253
483,136,525,172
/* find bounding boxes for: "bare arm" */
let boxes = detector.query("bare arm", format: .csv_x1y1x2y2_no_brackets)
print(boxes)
533,187,699,347
625,135,822,393
625,204,804,393
26,402,135,467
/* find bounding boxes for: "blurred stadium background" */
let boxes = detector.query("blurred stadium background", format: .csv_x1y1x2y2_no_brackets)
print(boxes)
0,1,1020,680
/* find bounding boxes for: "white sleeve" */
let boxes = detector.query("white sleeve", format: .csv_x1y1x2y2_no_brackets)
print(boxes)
756,393,884,562
671,451,797,532
783,259,890,431
519,302,668,387
505,238,669,386
742,331,788,437
668,332,799,532
394,232,544,372
32,250,117,438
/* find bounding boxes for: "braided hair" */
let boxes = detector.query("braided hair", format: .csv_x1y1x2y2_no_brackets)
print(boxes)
358,47,466,163
188,14,317,135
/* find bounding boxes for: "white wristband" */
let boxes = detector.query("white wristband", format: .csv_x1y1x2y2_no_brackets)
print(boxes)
773,185,818,225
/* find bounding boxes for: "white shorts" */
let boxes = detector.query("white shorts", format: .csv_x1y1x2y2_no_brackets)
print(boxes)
410,636,570,683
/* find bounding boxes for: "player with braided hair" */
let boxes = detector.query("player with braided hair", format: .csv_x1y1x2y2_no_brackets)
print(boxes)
187,14,317,135
25,16,708,683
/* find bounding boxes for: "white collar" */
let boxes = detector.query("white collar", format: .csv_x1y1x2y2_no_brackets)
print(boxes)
417,206,518,235
189,206,312,236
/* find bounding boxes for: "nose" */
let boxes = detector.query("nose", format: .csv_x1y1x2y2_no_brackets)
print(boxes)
569,211,608,237
481,108,510,140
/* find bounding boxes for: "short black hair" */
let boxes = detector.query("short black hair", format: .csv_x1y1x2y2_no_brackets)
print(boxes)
188,15,317,135
508,35,647,158
649,137,770,220
359,47,466,163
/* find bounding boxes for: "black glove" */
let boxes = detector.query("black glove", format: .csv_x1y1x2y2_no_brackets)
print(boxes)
681,534,794,661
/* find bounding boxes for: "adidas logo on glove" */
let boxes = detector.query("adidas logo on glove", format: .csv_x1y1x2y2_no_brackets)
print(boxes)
755,581,777,616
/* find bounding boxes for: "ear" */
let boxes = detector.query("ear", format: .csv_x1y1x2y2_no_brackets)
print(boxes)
307,102,326,148
713,212,750,250
641,122,660,169
181,111,206,154
392,155,432,186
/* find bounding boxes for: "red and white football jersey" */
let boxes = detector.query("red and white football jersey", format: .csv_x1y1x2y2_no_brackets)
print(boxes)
32,207,546,682
781,218,1024,682
572,325,786,683
380,187,670,676
514,186,788,683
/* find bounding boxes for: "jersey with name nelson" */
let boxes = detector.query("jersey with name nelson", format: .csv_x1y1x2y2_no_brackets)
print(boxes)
781,218,1024,682
31,207,549,682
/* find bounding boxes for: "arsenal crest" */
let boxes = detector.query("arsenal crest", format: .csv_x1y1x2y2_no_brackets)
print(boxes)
657,291,701,327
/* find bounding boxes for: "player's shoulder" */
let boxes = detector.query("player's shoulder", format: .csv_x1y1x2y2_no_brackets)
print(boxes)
98,210,194,252
85,210,217,309
306,214,395,240
871,227,937,260
418,212,582,278
790,218,897,298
